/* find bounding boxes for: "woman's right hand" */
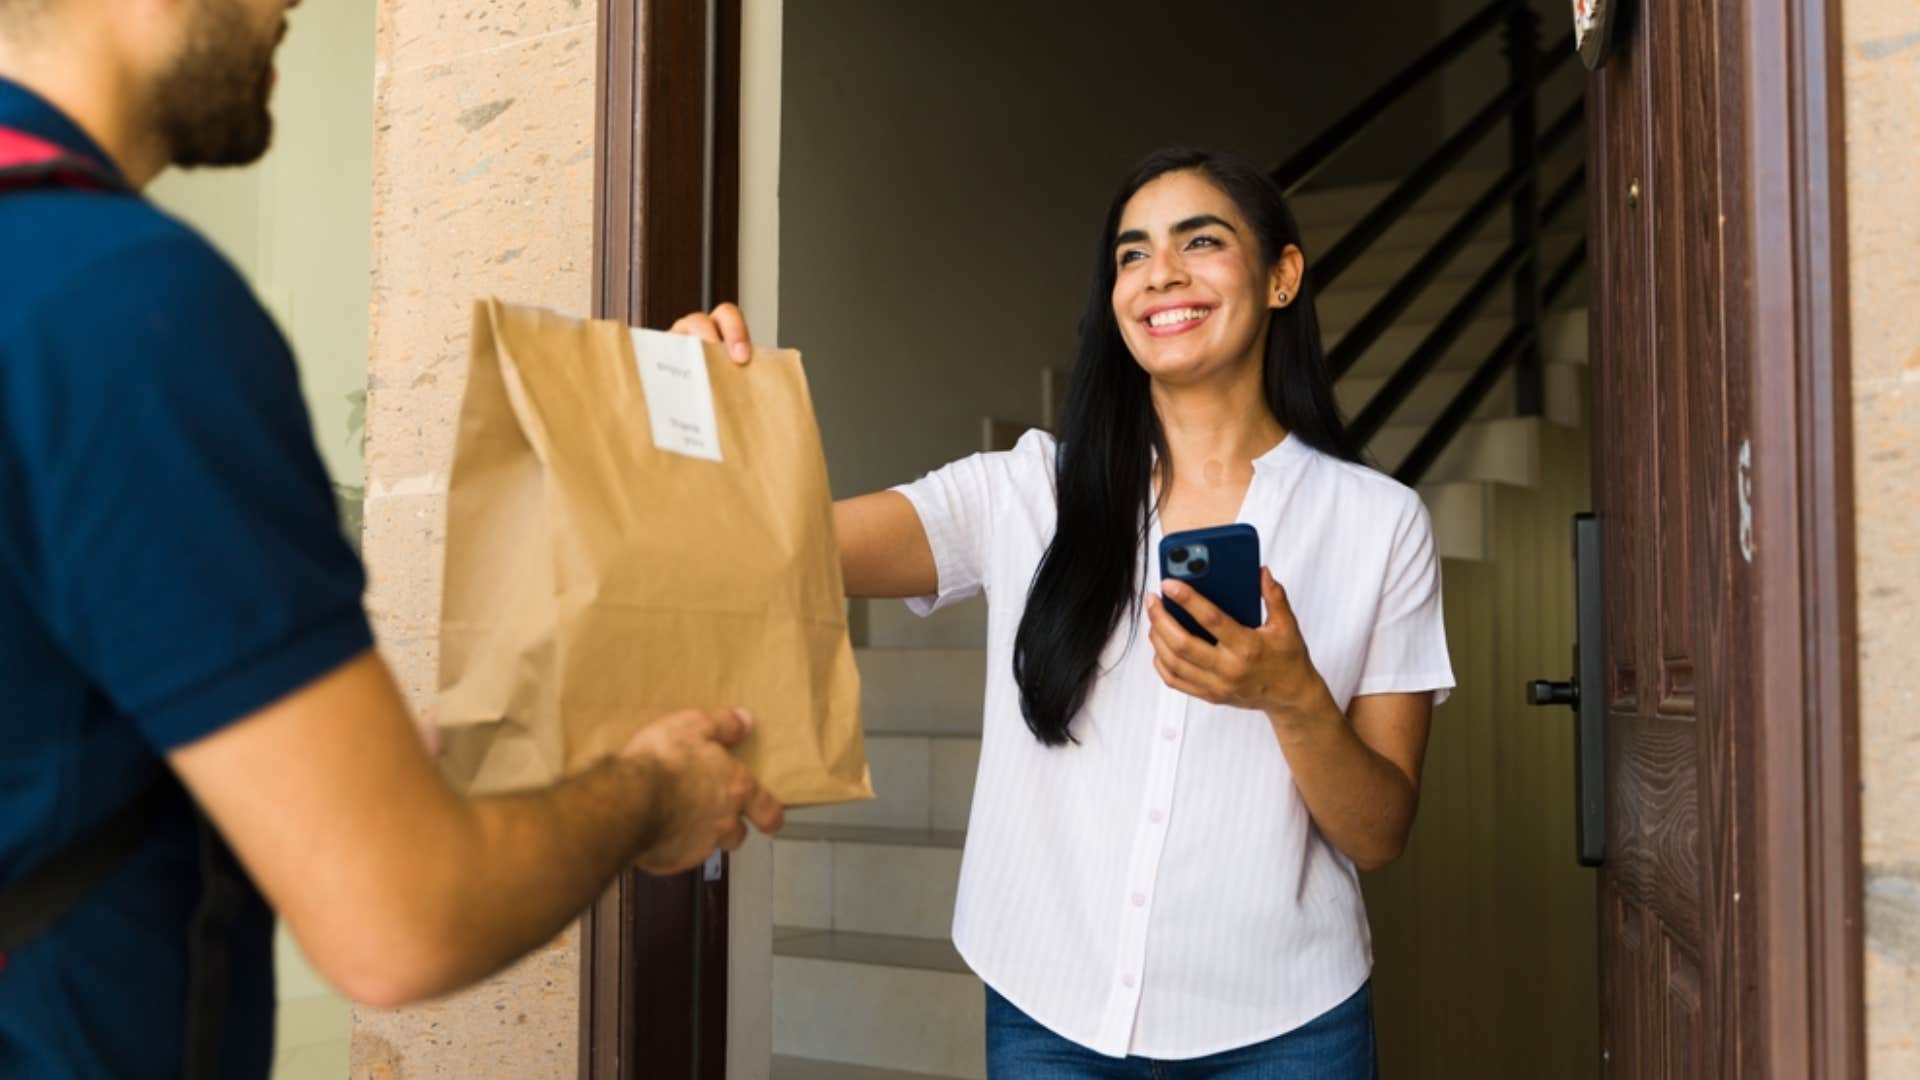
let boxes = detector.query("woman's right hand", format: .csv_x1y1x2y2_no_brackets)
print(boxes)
667,303,939,600
669,302,755,364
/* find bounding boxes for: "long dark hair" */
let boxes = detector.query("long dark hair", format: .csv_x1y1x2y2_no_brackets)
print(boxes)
1011,147,1363,747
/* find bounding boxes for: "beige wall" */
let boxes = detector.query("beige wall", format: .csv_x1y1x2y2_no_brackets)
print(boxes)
148,0,375,497
346,0,597,1072
778,0,1452,498
1364,424,1598,1079
1845,0,1920,1073
726,4,786,1075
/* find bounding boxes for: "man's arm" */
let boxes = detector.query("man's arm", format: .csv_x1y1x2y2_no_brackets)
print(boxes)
169,651,781,1007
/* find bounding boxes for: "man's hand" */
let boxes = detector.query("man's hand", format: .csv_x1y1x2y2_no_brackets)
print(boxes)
668,302,755,363
171,654,788,1006
622,707,785,875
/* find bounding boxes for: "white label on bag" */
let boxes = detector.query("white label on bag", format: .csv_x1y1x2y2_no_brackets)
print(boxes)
630,328,724,462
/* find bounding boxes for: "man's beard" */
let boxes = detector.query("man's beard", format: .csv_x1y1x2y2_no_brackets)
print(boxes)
151,0,279,169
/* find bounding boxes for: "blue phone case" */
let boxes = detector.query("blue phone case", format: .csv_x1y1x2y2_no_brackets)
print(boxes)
1158,524,1263,645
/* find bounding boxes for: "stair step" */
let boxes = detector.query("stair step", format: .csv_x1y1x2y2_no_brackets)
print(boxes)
783,823,967,848
775,927,969,973
1339,355,1586,431
775,824,966,938
773,1056,966,1080
1315,229,1586,336
1287,146,1585,226
856,648,987,736
1320,225,1589,292
774,931,985,1079
852,595,989,650
1301,204,1586,269
1419,482,1493,563
1338,305,1587,380
1371,415,1542,488
790,729,980,832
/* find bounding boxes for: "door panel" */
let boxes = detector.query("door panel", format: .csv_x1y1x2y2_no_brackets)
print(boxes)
1589,0,1740,1074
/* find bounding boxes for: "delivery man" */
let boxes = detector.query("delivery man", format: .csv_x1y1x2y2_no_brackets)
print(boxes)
0,0,782,1074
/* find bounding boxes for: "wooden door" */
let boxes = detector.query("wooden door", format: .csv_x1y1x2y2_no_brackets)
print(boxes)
1585,0,1861,1075
1587,0,1731,1069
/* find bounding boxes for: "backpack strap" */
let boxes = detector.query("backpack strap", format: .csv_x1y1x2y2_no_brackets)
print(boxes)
182,820,247,1079
0,777,175,961
0,123,231,1078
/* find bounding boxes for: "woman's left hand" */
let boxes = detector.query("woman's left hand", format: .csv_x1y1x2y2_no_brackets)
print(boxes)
1146,567,1324,717
668,302,755,364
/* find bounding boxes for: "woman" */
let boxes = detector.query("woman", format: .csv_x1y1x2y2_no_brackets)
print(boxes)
679,147,1452,1078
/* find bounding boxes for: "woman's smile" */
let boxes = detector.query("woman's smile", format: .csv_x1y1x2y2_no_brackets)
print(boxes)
1142,303,1215,335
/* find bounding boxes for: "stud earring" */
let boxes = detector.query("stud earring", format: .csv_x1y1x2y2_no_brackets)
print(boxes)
1277,291,1289,304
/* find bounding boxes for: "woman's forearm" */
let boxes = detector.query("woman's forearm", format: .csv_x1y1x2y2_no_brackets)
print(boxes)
834,492,939,598
1266,684,1419,871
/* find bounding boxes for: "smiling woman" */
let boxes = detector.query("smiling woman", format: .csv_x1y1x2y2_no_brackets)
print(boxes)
1019,148,1362,750
675,145,1455,1077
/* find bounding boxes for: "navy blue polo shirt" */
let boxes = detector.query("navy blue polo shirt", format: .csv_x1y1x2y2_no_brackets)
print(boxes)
0,79,373,1078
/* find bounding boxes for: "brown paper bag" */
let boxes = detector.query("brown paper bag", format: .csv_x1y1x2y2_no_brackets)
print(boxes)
433,298,871,807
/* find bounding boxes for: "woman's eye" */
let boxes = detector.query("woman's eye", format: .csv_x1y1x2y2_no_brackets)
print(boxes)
1186,234,1222,251
1118,249,1146,266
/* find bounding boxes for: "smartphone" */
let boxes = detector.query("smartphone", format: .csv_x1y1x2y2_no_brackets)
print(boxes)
1158,524,1263,645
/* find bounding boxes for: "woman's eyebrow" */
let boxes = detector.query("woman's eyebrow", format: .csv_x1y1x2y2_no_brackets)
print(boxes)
1113,215,1238,252
1172,214,1236,236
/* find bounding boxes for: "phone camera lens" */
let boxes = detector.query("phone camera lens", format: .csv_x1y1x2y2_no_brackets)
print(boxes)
1169,546,1188,563
1189,558,1209,575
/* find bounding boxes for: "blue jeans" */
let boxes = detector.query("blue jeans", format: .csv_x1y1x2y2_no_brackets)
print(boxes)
985,982,1378,1079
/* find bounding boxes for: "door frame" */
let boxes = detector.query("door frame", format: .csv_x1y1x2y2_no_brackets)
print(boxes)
1738,0,1862,1073
582,1,742,1078
582,0,1864,1073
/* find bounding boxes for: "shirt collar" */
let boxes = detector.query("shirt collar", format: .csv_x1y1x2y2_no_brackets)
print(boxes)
0,77,128,187
1250,431,1309,474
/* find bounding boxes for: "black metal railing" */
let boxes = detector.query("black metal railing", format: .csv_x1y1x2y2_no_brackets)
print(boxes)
1275,0,1586,486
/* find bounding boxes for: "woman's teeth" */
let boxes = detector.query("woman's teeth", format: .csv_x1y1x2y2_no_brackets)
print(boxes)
1148,307,1210,328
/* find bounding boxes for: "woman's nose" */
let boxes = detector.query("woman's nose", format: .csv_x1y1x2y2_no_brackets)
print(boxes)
1146,249,1187,290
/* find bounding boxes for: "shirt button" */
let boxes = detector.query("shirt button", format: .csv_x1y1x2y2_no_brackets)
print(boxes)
1162,727,1178,741
1132,892,1147,908
1121,974,1137,989
1149,809,1165,824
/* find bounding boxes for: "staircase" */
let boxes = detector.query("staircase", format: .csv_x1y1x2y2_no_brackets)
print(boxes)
767,153,1590,1077
771,607,989,1078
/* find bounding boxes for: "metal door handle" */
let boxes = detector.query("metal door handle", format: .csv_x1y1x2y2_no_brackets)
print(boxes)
1527,679,1576,708
1525,512,1605,867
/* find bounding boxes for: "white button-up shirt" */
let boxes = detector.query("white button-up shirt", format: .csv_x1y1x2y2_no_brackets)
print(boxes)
894,430,1454,1059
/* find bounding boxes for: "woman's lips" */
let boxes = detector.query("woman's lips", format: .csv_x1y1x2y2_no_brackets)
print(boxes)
1142,305,1213,336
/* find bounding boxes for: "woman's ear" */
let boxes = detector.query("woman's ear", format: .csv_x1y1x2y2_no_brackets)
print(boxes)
1268,244,1306,309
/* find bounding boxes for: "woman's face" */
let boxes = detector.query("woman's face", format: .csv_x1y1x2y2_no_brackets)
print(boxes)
1110,169,1292,387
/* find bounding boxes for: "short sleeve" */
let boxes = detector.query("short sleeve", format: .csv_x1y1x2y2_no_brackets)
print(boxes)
1354,494,1455,704
2,229,373,749
891,450,1001,617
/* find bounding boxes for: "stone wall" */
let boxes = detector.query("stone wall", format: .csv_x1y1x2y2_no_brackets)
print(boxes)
1843,0,1920,1072
348,0,597,1073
